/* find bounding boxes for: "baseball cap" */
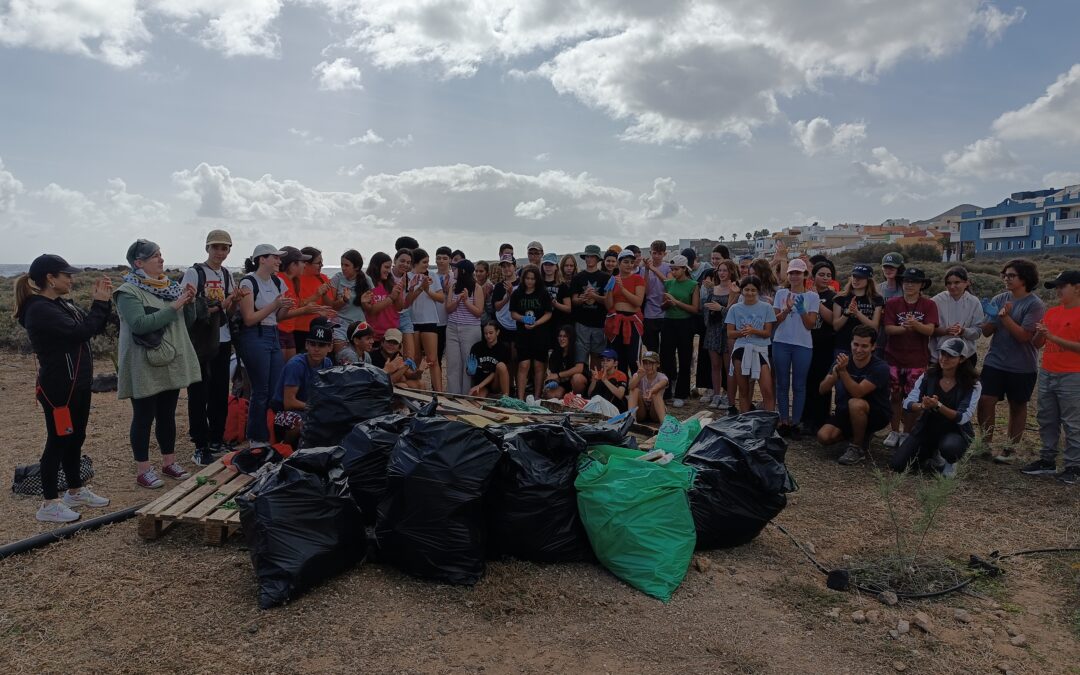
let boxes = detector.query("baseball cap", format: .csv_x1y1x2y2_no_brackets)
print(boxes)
205,230,233,247
641,350,660,363
382,328,403,344
1044,270,1080,288
938,337,968,358
668,254,689,268
126,239,160,267
347,321,373,342
307,319,333,344
617,249,636,260
881,252,904,268
901,267,931,289
600,348,618,360
280,246,311,265
527,241,543,252
499,252,516,264
851,264,873,279
787,258,808,273
252,244,286,259
28,254,80,285
541,252,558,265
582,244,602,258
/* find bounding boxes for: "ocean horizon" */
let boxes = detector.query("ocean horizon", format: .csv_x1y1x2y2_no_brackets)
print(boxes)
0,263,345,277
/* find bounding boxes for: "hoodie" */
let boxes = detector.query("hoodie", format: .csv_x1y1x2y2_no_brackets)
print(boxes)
16,295,112,396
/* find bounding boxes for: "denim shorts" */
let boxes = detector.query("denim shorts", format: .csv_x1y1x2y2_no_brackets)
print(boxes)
398,308,415,334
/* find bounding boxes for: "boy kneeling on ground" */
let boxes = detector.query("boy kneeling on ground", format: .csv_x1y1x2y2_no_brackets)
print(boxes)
816,325,892,465
272,318,334,448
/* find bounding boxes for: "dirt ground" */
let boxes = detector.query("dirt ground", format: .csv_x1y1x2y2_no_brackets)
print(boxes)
0,352,1078,675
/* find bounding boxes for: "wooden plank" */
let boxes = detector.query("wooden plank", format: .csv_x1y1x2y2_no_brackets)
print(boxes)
137,515,174,540
182,472,253,521
158,465,234,519
394,387,507,421
136,462,228,516
205,504,241,523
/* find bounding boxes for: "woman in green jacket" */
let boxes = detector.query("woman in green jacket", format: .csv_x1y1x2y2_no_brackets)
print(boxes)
114,240,201,489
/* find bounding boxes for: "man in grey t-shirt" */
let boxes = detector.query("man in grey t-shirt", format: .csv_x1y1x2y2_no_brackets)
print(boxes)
977,259,1046,463
641,239,671,353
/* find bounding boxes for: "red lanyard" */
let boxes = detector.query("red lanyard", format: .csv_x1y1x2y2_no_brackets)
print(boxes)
37,347,82,410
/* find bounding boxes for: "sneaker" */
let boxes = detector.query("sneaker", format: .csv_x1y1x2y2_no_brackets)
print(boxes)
62,487,110,508
36,501,81,523
708,395,721,409
883,431,901,448
994,447,1017,464
717,393,730,408
1057,466,1080,485
192,447,217,467
1021,459,1058,476
137,468,165,489
672,399,685,408
837,444,866,466
941,462,957,479
727,406,739,416
161,463,190,480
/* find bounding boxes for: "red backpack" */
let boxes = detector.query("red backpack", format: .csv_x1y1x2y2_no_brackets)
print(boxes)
224,395,249,444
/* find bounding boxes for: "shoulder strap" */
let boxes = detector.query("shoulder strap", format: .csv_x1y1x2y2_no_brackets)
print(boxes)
192,264,207,298
271,275,283,293
242,274,259,303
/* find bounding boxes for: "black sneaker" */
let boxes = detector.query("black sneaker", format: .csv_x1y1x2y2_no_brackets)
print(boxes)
837,444,865,466
727,406,739,416
1057,466,1080,485
1020,459,1057,476
192,447,216,467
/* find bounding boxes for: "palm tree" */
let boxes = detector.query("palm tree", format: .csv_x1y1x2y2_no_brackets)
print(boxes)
745,232,752,241
718,234,725,243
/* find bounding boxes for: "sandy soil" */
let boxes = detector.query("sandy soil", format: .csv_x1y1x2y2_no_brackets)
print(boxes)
0,352,1077,675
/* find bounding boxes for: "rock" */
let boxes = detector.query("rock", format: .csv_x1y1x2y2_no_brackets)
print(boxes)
851,610,867,624
1008,635,1027,647
982,627,995,638
892,661,907,672
1004,624,1019,637
913,612,933,633
805,541,816,554
865,610,880,624
879,591,899,606
247,624,259,634
991,609,1008,619
889,629,900,639
996,663,1012,675
825,607,840,619
897,620,910,635
437,627,450,636
954,609,973,624
695,556,712,573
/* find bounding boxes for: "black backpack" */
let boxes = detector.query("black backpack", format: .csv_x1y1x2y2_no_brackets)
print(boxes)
228,273,283,340
188,264,233,361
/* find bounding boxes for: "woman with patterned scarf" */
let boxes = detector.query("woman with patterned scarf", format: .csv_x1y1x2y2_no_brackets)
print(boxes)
114,239,201,489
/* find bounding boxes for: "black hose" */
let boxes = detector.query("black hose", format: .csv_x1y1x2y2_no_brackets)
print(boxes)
0,503,146,561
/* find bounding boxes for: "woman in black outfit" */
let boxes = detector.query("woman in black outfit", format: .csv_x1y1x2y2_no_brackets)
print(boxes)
14,255,113,523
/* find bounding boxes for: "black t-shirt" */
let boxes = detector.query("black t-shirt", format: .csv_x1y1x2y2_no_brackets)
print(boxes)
834,355,891,420
593,370,629,412
554,283,573,323
470,339,510,381
510,288,552,329
369,349,391,369
813,288,837,346
548,348,582,379
569,269,611,328
544,280,560,304
832,292,884,353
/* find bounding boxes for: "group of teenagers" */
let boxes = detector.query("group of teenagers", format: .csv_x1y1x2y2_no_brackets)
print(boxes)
13,230,1080,523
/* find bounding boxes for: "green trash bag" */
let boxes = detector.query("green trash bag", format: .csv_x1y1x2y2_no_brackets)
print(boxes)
654,415,702,462
575,445,696,602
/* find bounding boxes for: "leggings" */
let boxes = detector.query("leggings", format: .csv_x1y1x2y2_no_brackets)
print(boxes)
38,386,91,500
187,342,232,448
609,330,641,376
130,389,181,462
889,428,970,473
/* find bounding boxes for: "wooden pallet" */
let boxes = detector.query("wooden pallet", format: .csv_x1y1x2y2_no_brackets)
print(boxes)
135,461,252,545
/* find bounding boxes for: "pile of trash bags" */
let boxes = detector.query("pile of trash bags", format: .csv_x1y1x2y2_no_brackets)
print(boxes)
300,364,393,448
236,399,796,607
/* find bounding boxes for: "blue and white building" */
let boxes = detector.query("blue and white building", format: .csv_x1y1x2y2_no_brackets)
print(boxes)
959,185,1080,258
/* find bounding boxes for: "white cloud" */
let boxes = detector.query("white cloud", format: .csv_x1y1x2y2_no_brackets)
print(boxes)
514,197,555,220
154,0,283,58
337,163,365,177
0,156,25,213
852,146,956,204
1043,171,1080,188
791,117,866,156
975,5,1026,42
942,137,1022,180
33,178,170,227
389,134,414,148
346,129,385,145
534,152,551,162
992,63,1080,145
314,57,364,91
288,127,324,144
639,177,682,219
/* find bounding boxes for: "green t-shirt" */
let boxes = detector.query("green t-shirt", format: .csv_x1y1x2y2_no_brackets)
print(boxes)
663,278,697,320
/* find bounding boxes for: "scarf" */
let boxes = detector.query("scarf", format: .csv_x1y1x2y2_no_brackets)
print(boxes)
123,271,183,301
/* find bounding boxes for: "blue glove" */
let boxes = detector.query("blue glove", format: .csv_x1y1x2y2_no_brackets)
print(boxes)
404,358,417,370
980,297,1000,323
793,294,807,315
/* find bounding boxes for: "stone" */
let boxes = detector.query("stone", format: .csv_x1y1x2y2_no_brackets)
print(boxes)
1008,635,1027,647
1004,624,1019,637
889,629,900,639
892,661,907,672
982,627,996,638
991,609,1008,619
879,591,899,606
825,608,840,619
897,620,910,635
913,612,933,633
247,624,259,634
954,609,973,624
695,556,712,573
851,610,867,624
996,664,1012,675
865,610,881,624
805,541,816,554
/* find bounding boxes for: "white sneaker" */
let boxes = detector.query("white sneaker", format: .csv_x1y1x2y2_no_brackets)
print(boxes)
36,501,81,523
708,395,721,409
672,399,685,408
717,393,730,408
883,431,901,448
62,487,111,508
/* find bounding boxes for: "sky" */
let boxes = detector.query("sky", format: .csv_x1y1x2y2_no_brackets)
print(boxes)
1,0,1079,265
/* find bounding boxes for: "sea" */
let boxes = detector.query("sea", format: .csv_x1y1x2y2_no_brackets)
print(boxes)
0,264,344,277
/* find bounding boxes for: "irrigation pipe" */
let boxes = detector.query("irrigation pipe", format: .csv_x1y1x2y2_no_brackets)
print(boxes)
0,503,146,561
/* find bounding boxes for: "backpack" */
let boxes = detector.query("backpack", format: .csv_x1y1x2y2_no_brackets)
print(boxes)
229,273,283,340
188,263,232,361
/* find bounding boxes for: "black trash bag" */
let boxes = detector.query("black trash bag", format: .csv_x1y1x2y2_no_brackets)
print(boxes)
230,444,285,475
300,364,393,448
574,411,635,447
375,415,502,585
339,399,437,525
239,446,366,609
90,373,117,393
683,411,797,550
487,419,593,563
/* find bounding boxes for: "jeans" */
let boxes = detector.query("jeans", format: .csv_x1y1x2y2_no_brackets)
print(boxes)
773,342,812,424
660,317,694,399
236,326,284,444
1037,369,1080,468
130,389,181,462
38,387,91,500
890,428,969,472
188,342,232,448
446,321,481,394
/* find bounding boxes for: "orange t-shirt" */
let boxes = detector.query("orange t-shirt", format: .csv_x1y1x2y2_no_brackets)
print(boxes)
293,273,335,331
276,273,302,332
1041,304,1080,372
611,273,646,315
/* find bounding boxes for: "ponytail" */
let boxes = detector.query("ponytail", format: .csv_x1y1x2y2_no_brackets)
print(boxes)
12,274,37,318
243,256,258,273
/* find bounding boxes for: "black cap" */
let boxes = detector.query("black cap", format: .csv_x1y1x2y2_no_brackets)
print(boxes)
901,267,932,289
280,246,311,265
307,318,333,344
28,254,80,285
1044,271,1080,289
851,264,873,279
939,337,968,358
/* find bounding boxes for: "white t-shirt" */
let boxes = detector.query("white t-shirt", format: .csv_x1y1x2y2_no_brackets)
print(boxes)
239,274,283,327
181,263,232,342
772,288,819,349
407,272,444,325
